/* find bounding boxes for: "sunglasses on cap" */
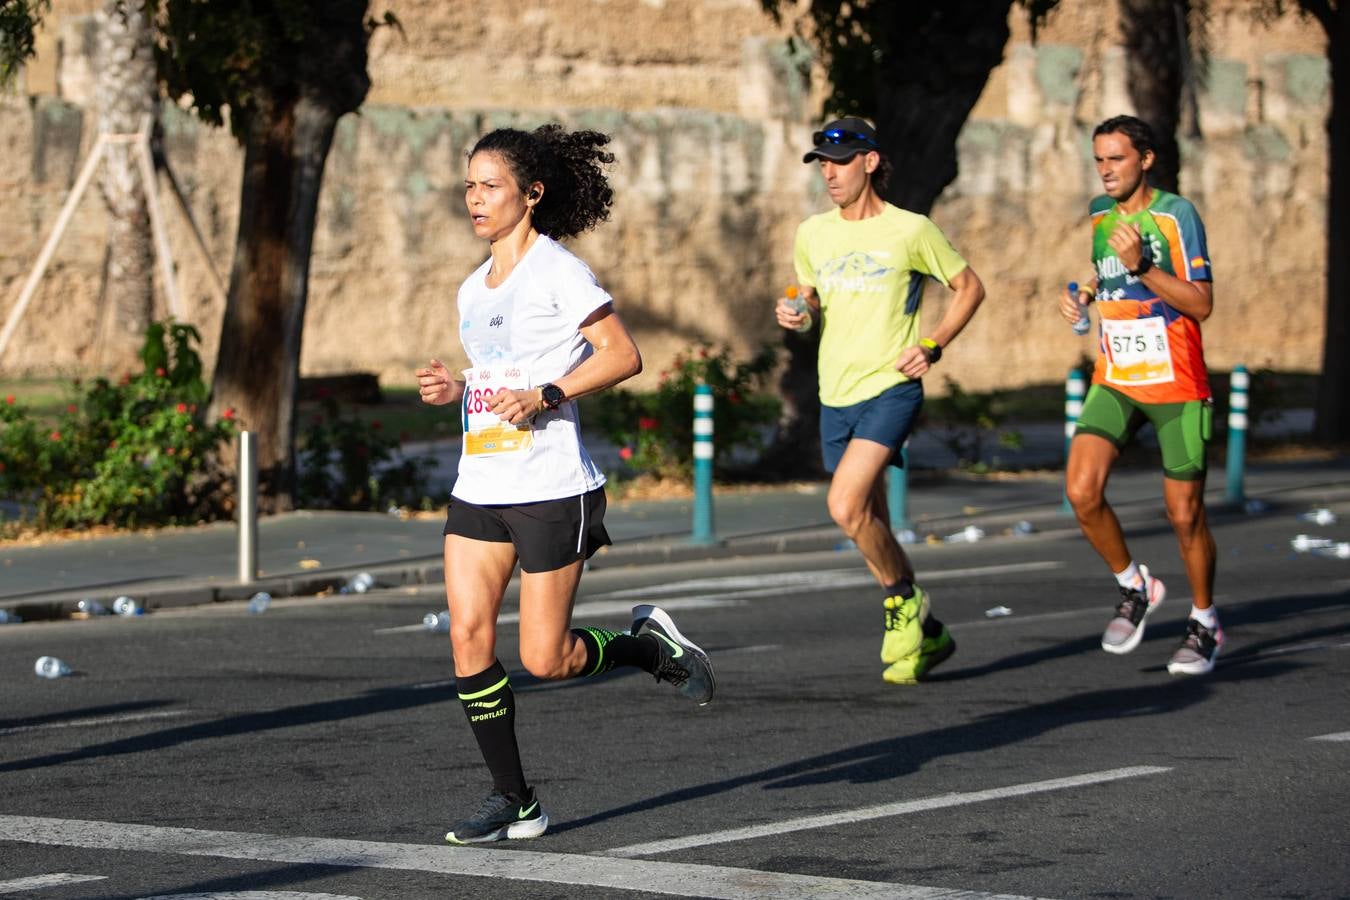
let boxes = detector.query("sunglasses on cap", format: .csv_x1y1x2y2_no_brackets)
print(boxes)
815,128,879,147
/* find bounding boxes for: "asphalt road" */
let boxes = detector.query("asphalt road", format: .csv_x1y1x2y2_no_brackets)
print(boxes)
2,506,1349,899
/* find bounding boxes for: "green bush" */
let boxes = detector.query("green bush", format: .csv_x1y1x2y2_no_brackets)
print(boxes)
595,343,780,480
922,376,1023,473
296,391,437,511
0,320,237,529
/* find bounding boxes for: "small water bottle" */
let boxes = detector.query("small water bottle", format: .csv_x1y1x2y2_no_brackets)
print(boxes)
423,610,450,633
112,596,142,616
783,286,813,333
0,609,22,625
35,656,71,679
342,572,376,594
77,598,109,617
1069,282,1090,335
247,591,272,614
1298,508,1338,526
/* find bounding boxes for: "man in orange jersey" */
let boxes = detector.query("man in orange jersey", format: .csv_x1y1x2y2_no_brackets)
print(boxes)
1059,115,1222,675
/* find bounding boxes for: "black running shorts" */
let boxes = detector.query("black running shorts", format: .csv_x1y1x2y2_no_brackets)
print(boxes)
442,487,612,573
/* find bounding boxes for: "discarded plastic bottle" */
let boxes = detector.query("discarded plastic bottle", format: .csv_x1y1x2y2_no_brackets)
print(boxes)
895,528,917,545
35,656,71,679
1069,282,1090,335
1298,508,1338,526
985,606,1013,618
0,610,22,625
944,525,985,543
77,598,109,616
1315,542,1350,559
112,596,142,616
783,286,813,333
423,610,450,633
342,572,376,595
247,591,272,614
1291,534,1335,553
1012,520,1036,536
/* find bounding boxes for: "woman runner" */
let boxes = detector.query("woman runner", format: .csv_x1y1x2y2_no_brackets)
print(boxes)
417,124,715,845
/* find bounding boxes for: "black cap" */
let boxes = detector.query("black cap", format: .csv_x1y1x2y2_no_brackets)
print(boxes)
803,117,882,163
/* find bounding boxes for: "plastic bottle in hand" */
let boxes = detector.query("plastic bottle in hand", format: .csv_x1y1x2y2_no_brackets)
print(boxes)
783,286,812,333
1069,282,1090,335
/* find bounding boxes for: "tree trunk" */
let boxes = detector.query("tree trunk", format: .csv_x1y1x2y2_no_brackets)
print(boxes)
209,94,340,512
1314,5,1348,443
1118,0,1188,192
95,0,157,372
874,1,1016,214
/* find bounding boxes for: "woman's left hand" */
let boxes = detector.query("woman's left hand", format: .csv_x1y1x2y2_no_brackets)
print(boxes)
490,388,542,425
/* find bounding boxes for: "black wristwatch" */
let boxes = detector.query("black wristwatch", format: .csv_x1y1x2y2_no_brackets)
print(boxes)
1128,255,1153,278
919,338,942,364
540,383,566,411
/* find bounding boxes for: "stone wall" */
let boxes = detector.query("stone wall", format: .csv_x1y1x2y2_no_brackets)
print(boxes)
0,0,1329,393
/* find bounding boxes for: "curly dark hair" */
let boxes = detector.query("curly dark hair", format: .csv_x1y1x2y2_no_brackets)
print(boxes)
1093,115,1156,158
468,124,615,240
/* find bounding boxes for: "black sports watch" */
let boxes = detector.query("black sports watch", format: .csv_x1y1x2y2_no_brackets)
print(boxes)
540,383,566,411
919,338,942,364
1128,255,1153,278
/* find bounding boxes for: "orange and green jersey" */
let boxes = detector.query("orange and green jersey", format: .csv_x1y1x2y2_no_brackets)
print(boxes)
1090,188,1212,403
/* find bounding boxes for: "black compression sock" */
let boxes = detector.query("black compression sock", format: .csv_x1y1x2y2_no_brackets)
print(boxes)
456,660,527,798
884,580,915,600
922,615,945,638
572,626,659,676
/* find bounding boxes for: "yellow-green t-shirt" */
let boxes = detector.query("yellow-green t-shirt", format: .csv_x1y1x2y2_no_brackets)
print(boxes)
793,203,969,407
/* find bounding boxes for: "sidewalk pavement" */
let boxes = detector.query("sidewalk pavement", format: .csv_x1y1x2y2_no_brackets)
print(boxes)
3,451,1347,623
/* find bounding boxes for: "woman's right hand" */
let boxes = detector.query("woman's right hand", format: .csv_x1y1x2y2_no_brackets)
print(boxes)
416,359,464,406
1059,284,1089,325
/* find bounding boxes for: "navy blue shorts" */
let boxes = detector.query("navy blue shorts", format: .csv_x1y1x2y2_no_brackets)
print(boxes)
820,380,924,473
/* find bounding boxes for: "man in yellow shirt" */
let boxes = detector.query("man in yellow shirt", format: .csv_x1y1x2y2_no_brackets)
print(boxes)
778,117,986,684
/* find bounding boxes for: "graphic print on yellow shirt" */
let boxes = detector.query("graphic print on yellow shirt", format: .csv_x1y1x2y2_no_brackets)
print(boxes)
1090,188,1212,403
794,204,969,407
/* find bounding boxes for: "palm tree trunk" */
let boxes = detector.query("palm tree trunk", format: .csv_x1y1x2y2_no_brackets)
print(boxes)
95,0,157,371
209,93,341,512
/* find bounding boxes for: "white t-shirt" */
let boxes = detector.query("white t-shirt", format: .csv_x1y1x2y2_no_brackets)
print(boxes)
452,235,609,505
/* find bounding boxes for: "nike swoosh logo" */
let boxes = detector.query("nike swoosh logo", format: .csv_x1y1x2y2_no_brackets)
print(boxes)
518,801,539,819
651,631,684,658
467,699,501,710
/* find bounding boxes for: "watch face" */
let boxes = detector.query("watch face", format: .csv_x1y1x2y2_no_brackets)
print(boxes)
542,384,565,408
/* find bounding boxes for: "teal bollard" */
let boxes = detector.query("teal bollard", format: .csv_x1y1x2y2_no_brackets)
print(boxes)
1062,368,1086,513
1225,365,1248,504
690,383,716,545
887,442,911,531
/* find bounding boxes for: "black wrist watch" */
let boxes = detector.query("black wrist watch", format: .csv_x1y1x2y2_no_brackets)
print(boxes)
1128,256,1153,277
919,338,942,364
540,383,566,411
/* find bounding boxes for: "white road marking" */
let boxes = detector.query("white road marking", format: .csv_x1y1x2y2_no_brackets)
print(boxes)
0,710,187,737
0,873,107,893
377,561,1066,634
140,893,361,899
1309,731,1350,742
0,814,1048,900
603,766,1172,858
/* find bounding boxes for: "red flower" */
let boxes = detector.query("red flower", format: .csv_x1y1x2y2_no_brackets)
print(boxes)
49,430,61,441
638,417,658,431
109,440,118,449
176,403,188,414
119,373,132,385
155,367,166,377
728,391,742,405
370,420,382,431
67,404,77,414
166,447,176,456
222,407,236,420
619,446,634,461
698,347,709,359
4,394,14,405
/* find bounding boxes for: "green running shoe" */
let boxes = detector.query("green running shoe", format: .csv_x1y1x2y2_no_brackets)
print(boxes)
882,625,956,685
880,585,930,663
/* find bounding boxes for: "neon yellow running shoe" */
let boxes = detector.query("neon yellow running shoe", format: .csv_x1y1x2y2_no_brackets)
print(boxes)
879,585,930,664
883,625,956,685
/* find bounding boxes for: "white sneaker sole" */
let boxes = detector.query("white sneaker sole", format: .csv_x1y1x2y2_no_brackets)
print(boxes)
1101,570,1166,655
446,810,549,845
